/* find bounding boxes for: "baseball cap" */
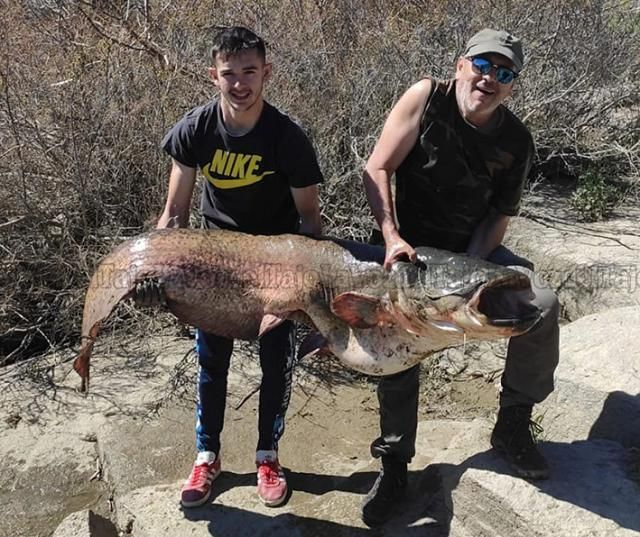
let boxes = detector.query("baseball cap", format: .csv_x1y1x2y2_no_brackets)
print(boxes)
463,28,524,72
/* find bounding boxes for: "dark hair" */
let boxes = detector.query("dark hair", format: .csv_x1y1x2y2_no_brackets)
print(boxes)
211,26,266,62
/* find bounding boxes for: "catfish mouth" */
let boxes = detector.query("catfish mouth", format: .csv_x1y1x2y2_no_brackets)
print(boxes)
467,274,541,330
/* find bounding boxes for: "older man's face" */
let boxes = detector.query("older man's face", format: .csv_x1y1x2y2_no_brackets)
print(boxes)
455,52,515,126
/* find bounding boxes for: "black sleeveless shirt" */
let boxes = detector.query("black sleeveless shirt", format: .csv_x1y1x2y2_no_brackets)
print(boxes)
395,79,534,252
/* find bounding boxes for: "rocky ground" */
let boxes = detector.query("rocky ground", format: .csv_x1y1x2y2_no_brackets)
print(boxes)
1,184,639,537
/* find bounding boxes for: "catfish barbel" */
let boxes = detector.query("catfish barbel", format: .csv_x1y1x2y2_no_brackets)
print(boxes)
73,229,540,391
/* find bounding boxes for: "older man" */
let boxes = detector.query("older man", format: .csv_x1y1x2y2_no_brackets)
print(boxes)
361,28,560,526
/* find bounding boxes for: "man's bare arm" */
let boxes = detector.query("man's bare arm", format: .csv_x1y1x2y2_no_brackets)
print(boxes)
291,184,322,236
363,79,432,269
466,209,510,259
156,159,197,229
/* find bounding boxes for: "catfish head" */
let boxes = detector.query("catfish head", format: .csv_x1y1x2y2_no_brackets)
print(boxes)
388,249,541,340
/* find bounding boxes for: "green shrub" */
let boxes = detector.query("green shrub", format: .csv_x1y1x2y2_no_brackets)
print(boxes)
570,166,621,222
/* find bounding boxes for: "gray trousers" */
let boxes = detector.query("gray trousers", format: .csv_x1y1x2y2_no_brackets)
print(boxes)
371,246,560,462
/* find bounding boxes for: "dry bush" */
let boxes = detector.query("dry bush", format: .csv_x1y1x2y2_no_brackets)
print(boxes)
1,0,638,365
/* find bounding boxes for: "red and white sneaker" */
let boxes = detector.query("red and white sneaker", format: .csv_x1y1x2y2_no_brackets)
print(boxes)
256,451,288,507
181,452,221,508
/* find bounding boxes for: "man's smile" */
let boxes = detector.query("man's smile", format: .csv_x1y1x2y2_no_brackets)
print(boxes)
230,90,251,100
474,83,496,96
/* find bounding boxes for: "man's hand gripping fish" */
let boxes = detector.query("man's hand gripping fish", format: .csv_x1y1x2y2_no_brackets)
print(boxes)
73,229,540,391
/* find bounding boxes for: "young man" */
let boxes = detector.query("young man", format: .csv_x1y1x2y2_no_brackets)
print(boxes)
361,28,560,526
157,26,323,508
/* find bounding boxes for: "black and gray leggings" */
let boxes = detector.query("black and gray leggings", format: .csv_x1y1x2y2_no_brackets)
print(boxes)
195,321,296,455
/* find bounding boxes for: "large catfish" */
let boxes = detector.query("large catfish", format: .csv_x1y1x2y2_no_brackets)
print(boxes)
73,229,540,391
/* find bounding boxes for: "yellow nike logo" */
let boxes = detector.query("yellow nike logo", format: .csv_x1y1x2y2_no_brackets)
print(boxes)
206,171,275,189
202,149,275,189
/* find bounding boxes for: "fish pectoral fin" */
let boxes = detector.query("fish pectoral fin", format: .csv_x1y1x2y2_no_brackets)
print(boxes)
297,331,331,361
331,292,395,329
258,314,286,337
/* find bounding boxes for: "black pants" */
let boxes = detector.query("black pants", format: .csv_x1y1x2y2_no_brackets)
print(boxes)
195,322,296,455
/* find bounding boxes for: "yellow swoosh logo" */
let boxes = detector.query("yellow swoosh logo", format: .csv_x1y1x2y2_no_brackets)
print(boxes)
206,171,275,189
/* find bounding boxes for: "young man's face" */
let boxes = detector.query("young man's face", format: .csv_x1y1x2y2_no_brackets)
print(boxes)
208,49,272,113
455,52,515,124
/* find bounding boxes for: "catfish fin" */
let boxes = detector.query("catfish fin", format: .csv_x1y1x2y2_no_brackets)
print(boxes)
73,254,148,392
73,337,94,394
331,292,395,329
258,313,286,337
297,331,331,362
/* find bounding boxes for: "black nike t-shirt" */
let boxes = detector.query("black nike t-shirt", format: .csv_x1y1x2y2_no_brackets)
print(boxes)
161,100,323,234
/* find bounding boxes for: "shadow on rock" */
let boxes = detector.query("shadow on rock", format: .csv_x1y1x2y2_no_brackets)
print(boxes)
426,441,640,536
181,467,450,536
588,390,640,448
185,505,371,536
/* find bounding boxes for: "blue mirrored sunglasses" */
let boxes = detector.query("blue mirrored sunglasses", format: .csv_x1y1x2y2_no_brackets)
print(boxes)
468,56,518,85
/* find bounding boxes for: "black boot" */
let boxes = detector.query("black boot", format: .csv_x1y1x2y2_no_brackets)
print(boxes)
361,456,408,527
490,405,550,480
